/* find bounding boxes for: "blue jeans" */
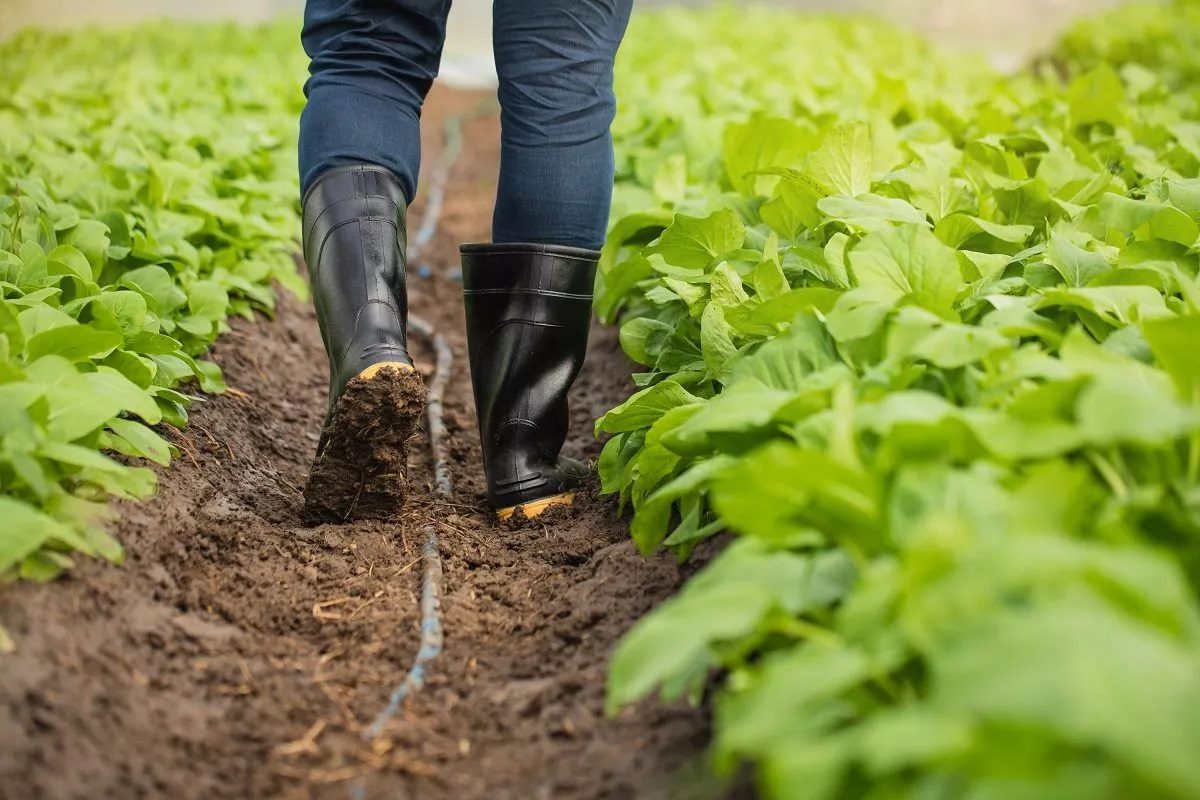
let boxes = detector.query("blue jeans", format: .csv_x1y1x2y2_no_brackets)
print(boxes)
299,0,634,251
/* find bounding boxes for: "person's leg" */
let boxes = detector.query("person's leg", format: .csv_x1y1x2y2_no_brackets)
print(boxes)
460,0,633,520
299,0,451,200
298,0,449,521
491,0,634,250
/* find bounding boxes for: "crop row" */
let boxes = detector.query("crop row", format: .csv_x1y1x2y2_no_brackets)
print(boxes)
0,22,306,591
599,3,1200,798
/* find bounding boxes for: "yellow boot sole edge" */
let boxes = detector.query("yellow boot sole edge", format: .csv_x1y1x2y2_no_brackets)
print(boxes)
496,492,576,520
356,361,416,380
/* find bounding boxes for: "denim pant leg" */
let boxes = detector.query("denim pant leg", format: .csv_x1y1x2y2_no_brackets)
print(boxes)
491,0,634,250
298,0,452,200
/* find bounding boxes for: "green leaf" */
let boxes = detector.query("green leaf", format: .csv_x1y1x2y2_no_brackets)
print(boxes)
761,174,822,239
1099,194,1200,246
701,303,737,377
607,582,775,713
119,265,187,313
934,214,1033,249
1036,285,1168,326
26,324,123,362
750,256,789,301
595,380,703,435
647,210,746,269
1143,314,1200,398
717,643,874,755
0,299,26,352
1067,64,1126,127
726,287,841,337
855,707,973,775
124,330,184,355
848,224,964,317
731,316,840,390
619,317,674,366
652,153,688,205
1076,375,1199,445
596,254,654,322
191,359,226,394
18,305,76,339
930,605,1200,798
907,323,1011,369
0,497,72,572
600,210,675,275
607,541,854,713
39,441,128,472
61,220,110,277
186,279,229,319
85,367,163,425
24,355,120,441
709,263,749,308
710,442,879,549
758,737,850,800
666,381,798,455
96,290,150,336
818,194,929,230
723,114,812,196
1044,232,1112,287
105,418,172,466
806,122,873,197
46,245,95,284
825,287,898,342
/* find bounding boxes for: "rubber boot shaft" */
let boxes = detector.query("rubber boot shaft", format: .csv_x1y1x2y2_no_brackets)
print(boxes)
461,243,599,510
302,164,413,428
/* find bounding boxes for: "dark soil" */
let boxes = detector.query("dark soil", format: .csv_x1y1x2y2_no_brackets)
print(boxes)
303,367,427,523
0,89,727,800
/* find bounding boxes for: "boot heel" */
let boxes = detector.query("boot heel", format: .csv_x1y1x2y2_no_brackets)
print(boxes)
496,492,578,521
356,360,416,380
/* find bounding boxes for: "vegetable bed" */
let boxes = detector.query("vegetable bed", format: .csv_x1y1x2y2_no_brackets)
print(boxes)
0,22,304,588
600,3,1200,798
2,2,1198,798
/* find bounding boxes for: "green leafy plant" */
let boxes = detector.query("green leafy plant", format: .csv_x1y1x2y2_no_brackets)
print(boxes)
602,3,1200,797
0,21,306,585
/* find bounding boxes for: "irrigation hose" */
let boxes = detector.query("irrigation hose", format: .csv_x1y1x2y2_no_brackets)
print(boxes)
361,316,452,742
359,97,494,744
408,316,455,501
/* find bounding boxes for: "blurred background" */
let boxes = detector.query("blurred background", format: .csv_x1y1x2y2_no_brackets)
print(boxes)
0,0,1136,73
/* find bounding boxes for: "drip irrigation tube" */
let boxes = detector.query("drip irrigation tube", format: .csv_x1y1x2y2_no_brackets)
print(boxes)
361,315,452,742
358,97,493,745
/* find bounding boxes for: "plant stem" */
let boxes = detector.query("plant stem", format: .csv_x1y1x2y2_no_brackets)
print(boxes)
1087,449,1129,501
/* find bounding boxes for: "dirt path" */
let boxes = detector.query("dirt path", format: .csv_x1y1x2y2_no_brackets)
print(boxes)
0,89,716,800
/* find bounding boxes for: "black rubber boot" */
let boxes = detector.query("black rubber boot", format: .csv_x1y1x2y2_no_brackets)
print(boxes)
301,164,426,522
461,243,598,519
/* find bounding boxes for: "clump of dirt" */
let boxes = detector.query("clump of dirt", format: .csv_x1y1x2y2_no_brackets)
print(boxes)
0,88,731,800
303,366,428,522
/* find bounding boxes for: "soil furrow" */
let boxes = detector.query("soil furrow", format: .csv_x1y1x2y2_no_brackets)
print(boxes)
0,88,716,800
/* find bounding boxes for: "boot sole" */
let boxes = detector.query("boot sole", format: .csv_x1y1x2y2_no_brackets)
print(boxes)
496,492,576,521
303,363,427,522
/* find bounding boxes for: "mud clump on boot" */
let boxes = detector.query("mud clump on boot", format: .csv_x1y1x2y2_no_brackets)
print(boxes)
303,367,427,522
